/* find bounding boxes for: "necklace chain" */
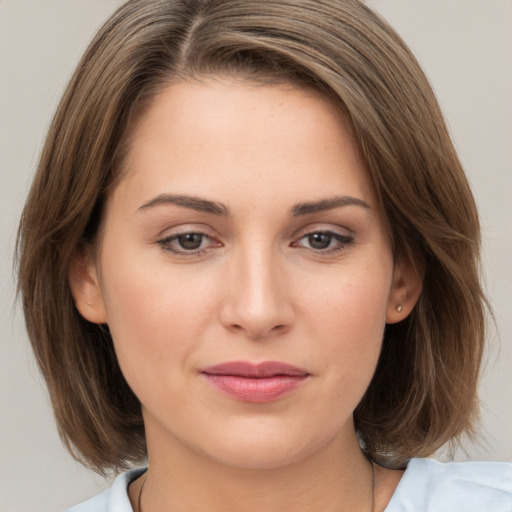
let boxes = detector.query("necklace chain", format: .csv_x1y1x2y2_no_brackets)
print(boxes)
138,462,375,512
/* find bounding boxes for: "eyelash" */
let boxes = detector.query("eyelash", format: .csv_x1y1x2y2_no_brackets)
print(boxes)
157,230,354,256
158,232,217,256
292,231,354,254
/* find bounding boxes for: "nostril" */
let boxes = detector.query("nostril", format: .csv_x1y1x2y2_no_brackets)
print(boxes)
226,322,290,340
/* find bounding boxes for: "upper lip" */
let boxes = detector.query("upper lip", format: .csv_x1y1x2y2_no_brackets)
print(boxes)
201,361,309,378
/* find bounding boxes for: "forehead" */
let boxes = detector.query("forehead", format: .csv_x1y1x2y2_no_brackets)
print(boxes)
113,78,377,214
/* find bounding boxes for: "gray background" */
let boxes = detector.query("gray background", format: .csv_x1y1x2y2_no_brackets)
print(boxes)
1,1,511,510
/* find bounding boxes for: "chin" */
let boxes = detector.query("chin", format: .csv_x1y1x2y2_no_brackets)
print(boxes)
193,421,337,472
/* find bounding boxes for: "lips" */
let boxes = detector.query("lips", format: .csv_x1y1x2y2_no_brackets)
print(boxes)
201,361,309,403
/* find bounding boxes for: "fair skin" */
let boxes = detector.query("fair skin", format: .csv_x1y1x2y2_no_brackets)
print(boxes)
70,78,420,511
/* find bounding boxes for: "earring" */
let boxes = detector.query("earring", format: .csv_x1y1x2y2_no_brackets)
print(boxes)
396,305,402,312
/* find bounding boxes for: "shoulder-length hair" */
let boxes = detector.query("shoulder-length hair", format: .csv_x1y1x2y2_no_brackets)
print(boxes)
17,0,486,473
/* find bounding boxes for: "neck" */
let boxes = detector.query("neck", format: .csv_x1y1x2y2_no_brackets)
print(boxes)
134,423,375,512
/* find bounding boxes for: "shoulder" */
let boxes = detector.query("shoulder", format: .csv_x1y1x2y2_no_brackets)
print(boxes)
385,458,512,512
65,468,146,512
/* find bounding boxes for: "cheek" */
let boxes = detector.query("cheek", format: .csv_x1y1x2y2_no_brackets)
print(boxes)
98,248,219,396
303,258,392,389
306,256,392,337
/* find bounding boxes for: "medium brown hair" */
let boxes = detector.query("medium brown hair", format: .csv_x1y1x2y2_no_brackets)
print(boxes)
17,0,486,473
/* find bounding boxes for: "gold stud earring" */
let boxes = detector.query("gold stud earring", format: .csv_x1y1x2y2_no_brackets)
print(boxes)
396,305,402,313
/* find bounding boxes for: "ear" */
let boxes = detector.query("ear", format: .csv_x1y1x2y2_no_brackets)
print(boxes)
386,259,423,324
68,249,108,324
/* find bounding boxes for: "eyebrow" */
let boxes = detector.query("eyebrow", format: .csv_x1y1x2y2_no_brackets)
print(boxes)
138,194,230,216
138,193,370,217
290,196,371,216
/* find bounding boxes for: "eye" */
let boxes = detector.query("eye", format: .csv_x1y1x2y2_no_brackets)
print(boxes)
175,233,205,250
293,231,353,253
158,232,217,254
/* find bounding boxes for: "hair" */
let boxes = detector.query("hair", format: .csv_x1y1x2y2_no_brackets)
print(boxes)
17,0,486,474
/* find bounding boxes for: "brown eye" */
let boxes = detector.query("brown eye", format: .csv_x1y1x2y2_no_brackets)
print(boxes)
307,233,333,250
177,233,204,250
293,230,353,254
158,232,215,255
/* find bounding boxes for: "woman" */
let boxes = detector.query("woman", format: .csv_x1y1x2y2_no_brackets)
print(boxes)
16,0,512,510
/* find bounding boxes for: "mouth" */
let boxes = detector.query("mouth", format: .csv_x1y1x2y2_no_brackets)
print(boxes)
200,361,310,403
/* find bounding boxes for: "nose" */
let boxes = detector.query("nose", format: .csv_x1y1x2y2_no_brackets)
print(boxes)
219,246,294,340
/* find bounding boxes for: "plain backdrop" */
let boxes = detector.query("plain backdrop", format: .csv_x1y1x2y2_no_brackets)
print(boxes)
1,1,511,511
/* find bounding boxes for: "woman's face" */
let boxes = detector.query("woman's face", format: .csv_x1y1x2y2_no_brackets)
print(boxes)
74,78,411,469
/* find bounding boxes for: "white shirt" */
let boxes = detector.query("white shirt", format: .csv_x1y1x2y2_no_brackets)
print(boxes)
66,458,512,512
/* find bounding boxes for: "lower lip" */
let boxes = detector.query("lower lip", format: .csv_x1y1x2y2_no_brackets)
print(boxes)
202,374,308,403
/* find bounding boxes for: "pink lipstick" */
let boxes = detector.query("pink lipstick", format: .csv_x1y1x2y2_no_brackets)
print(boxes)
201,361,309,403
